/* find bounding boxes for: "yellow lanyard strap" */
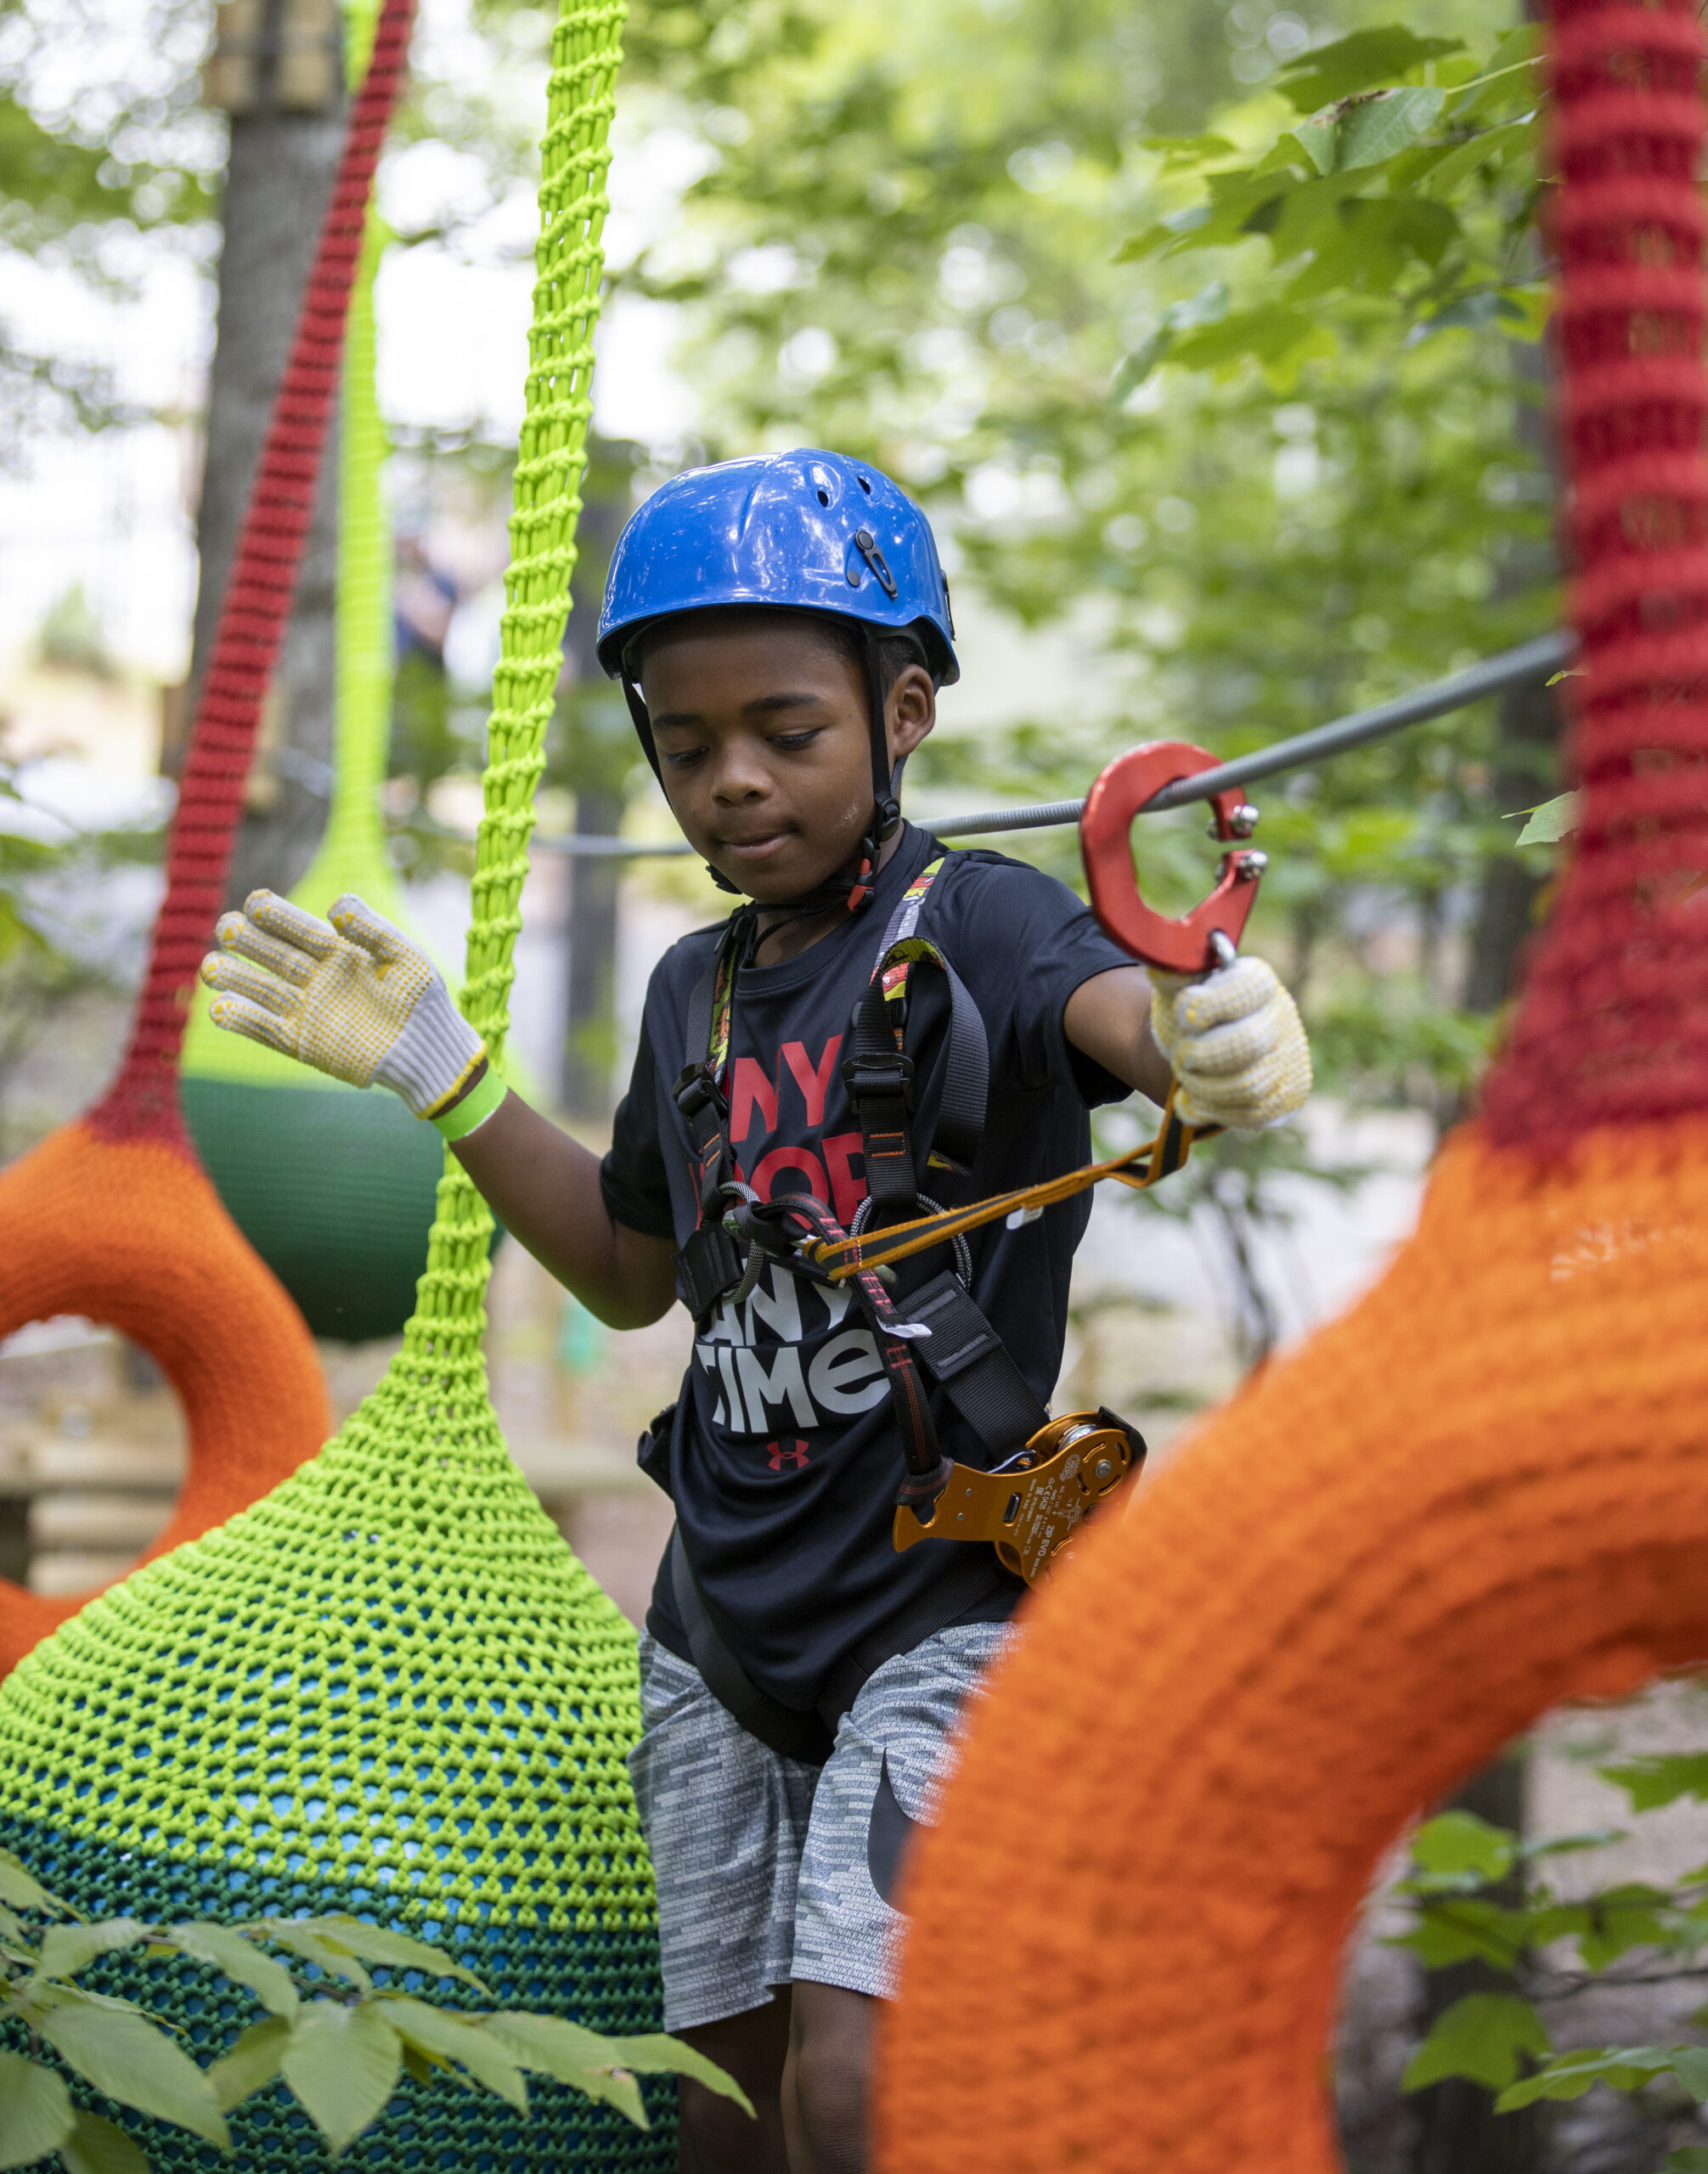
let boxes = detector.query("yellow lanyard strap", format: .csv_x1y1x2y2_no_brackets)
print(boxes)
803,1085,1215,1283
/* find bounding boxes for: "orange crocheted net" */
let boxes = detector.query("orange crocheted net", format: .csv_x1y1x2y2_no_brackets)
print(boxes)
0,1126,327,1676
0,4,419,1670
877,1125,1708,2174
876,3,1708,2168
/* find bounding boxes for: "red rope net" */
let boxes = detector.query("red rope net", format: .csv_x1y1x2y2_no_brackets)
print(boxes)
1485,0,1708,1148
90,0,416,1146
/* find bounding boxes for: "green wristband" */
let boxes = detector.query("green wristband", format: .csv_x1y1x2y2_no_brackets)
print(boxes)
430,1063,508,1142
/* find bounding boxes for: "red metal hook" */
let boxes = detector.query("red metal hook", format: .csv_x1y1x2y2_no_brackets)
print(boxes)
1079,741,1265,974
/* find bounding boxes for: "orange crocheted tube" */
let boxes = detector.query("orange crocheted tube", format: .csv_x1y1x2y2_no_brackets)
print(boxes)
0,1123,328,1676
875,1121,1708,2174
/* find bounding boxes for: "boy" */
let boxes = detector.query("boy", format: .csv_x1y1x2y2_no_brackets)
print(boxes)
202,448,1311,2174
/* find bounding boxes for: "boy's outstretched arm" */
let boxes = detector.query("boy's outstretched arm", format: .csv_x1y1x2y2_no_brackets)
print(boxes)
1066,955,1313,1129
200,888,678,1331
446,1084,677,1328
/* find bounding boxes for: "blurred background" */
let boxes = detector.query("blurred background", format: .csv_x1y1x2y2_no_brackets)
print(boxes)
6,1,1692,2168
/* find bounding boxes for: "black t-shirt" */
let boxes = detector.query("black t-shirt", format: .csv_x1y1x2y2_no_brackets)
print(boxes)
600,825,1139,1711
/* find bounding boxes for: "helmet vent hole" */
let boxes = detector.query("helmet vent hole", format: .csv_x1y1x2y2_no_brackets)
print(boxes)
858,475,872,493
816,488,830,506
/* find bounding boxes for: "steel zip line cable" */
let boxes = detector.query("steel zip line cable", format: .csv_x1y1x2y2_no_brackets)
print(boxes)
525,628,1576,857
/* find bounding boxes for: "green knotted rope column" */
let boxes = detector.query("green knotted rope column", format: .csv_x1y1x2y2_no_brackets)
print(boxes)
0,8,666,2166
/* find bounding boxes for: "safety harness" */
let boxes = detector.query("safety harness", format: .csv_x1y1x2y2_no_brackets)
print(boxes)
660,848,1165,1760
658,739,1263,1760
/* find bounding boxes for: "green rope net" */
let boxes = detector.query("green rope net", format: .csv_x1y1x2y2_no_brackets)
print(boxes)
0,6,668,2165
179,8,448,1341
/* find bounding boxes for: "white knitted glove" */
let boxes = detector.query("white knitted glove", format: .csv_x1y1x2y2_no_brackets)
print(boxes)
1148,955,1312,1130
200,890,484,1119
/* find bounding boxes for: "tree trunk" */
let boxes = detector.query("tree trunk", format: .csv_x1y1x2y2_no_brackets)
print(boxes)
1462,320,1563,1021
190,2,346,904
1410,1757,1543,2174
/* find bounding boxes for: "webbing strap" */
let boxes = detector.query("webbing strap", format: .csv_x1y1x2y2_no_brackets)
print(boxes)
848,941,989,1192
904,1269,1051,1452
804,1087,1209,1282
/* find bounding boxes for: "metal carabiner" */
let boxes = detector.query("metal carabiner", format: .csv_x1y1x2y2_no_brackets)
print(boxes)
1079,740,1265,974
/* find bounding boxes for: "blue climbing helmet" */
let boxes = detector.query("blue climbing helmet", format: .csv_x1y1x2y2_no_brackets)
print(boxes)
597,448,959,687
597,449,959,910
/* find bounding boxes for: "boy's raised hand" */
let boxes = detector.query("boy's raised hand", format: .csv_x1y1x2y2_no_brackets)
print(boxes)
200,891,485,1118
1148,955,1312,1130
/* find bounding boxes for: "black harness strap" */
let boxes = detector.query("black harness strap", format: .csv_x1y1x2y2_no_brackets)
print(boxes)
670,917,752,1320
902,1267,1051,1452
843,949,989,1209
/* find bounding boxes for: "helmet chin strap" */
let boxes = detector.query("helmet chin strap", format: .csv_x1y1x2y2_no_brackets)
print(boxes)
621,624,900,919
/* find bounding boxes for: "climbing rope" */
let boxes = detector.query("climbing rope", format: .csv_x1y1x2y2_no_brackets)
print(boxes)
876,9,1708,2172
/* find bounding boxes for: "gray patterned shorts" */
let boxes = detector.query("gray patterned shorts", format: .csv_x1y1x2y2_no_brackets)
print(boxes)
628,1619,1017,2031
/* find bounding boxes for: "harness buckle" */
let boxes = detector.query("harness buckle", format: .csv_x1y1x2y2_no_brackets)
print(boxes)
842,1049,916,1111
674,1063,725,1123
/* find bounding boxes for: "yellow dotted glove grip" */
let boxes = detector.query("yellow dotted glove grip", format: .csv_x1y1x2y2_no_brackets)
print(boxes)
200,889,486,1118
1149,955,1312,1130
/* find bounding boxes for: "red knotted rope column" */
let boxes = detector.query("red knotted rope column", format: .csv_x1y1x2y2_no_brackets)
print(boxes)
91,0,416,1145
1484,0,1708,1147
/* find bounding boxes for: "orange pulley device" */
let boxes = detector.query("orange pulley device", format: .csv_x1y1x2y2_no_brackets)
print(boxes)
893,1410,1146,1585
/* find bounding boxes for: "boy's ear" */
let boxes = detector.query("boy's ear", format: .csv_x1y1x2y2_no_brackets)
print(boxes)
888,664,937,763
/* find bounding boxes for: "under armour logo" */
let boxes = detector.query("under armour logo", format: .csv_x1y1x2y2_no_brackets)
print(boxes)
767,1439,809,1471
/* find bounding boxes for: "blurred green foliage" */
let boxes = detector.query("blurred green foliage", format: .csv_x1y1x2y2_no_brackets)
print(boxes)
605,0,1559,1160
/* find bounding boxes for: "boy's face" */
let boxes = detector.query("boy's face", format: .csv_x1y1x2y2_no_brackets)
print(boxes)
640,612,936,903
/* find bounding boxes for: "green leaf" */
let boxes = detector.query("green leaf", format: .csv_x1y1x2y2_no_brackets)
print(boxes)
1292,116,1338,177
36,2004,229,2149
253,1923,371,1994
1576,1885,1673,1971
1336,87,1446,172
1664,2149,1708,2173
279,2000,403,2155
1512,786,1573,843
167,1923,300,2018
0,1850,54,1914
1138,132,1237,172
1673,2047,1708,2103
1403,1992,1549,2092
1422,120,1536,200
208,2015,292,2114
1497,2045,1673,2112
1411,1809,1516,1884
1601,1753,1708,1811
1169,302,1338,389
379,1998,528,2109
1279,27,1464,111
60,2114,152,2174
283,1917,489,1995
1390,1896,1531,1970
36,1921,151,1983
1110,281,1229,397
484,2013,753,2117
0,2048,75,2171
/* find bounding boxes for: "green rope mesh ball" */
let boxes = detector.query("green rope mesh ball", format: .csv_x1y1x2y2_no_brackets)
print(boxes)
0,1174,670,2166
179,1074,449,1341
0,8,668,2162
